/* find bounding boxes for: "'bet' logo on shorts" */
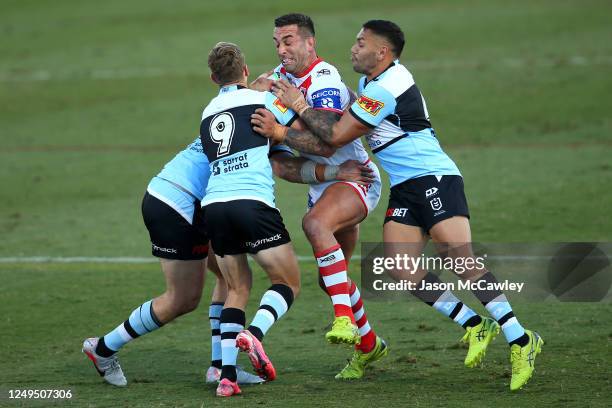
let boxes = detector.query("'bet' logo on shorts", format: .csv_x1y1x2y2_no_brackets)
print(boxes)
357,95,384,116
386,208,408,218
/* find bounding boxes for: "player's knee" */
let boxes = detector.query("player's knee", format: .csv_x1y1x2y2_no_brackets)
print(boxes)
288,281,300,300
227,282,251,299
168,289,201,316
302,213,329,242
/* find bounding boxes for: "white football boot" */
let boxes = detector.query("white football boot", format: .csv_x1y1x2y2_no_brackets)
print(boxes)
205,366,264,384
82,338,127,387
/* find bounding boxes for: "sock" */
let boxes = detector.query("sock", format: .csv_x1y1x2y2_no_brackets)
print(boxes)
349,280,377,353
316,244,354,323
248,284,294,341
470,272,528,346
209,302,223,369
97,299,163,357
220,307,245,382
411,273,482,329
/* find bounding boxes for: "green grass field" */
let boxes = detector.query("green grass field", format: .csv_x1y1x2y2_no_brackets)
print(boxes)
1,0,611,406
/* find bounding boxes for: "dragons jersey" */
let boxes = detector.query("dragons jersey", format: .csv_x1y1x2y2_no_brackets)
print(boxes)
274,58,370,165
200,85,297,208
349,60,461,187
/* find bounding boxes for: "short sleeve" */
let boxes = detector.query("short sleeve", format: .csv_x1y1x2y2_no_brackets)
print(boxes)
307,71,348,113
348,82,397,128
264,92,298,127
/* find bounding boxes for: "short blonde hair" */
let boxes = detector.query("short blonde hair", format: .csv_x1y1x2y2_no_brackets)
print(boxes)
207,42,245,85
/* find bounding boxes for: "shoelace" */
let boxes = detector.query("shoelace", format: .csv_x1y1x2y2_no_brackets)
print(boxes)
510,348,523,373
107,358,121,372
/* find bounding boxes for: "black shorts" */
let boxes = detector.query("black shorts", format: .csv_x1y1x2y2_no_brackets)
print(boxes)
384,175,470,233
204,200,291,257
141,192,209,260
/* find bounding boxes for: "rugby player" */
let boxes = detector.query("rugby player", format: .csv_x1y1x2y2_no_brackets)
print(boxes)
250,13,389,380
81,134,264,386
257,20,543,391
201,42,373,397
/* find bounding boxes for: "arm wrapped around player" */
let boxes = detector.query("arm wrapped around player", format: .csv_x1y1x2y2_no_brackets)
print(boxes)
271,153,374,185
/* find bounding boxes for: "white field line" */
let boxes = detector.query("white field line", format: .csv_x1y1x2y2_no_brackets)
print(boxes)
0,255,553,264
2,56,612,82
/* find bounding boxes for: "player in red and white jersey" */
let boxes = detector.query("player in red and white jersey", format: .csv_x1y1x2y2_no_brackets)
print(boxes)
271,59,381,215
251,13,388,379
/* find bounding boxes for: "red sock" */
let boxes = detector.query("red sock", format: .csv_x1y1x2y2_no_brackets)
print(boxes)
349,280,377,352
316,244,354,323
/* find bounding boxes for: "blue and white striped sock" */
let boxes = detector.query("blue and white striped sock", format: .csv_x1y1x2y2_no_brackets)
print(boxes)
99,300,163,355
432,290,480,328
471,272,528,346
209,302,223,368
220,308,245,382
411,273,482,329
485,294,526,345
248,284,294,341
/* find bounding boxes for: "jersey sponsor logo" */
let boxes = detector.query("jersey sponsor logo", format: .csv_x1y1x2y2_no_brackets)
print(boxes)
246,233,282,249
273,98,288,113
316,68,331,77
386,208,409,218
212,152,250,176
430,197,443,211
188,139,204,153
367,137,383,149
152,243,178,254
425,187,439,198
357,95,384,116
192,244,208,255
320,254,336,263
312,88,342,110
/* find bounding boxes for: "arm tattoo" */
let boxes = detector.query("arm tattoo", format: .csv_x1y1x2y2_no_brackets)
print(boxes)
270,155,308,184
285,127,335,156
299,109,339,144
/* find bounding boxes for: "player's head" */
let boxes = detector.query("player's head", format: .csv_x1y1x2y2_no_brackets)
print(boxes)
273,13,317,75
351,20,405,75
207,42,250,86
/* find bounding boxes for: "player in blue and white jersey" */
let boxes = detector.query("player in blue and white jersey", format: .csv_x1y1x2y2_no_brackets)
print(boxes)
81,136,267,387
261,20,543,391
201,42,376,398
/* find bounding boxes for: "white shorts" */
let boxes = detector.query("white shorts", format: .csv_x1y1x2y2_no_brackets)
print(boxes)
307,159,382,215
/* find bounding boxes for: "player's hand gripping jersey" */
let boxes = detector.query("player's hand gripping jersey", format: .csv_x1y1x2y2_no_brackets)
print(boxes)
348,60,461,187
275,58,381,213
274,58,370,166
200,85,297,208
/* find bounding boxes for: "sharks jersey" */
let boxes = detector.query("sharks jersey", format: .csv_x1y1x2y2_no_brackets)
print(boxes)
200,85,297,208
146,136,211,224
349,60,461,187
274,58,370,165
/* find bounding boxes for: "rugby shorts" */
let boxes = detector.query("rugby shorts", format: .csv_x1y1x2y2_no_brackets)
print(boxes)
142,179,209,260
384,175,469,233
204,199,291,257
307,159,382,214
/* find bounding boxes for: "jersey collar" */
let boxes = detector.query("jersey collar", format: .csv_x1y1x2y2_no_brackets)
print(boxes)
365,59,398,86
293,57,323,78
219,84,247,95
